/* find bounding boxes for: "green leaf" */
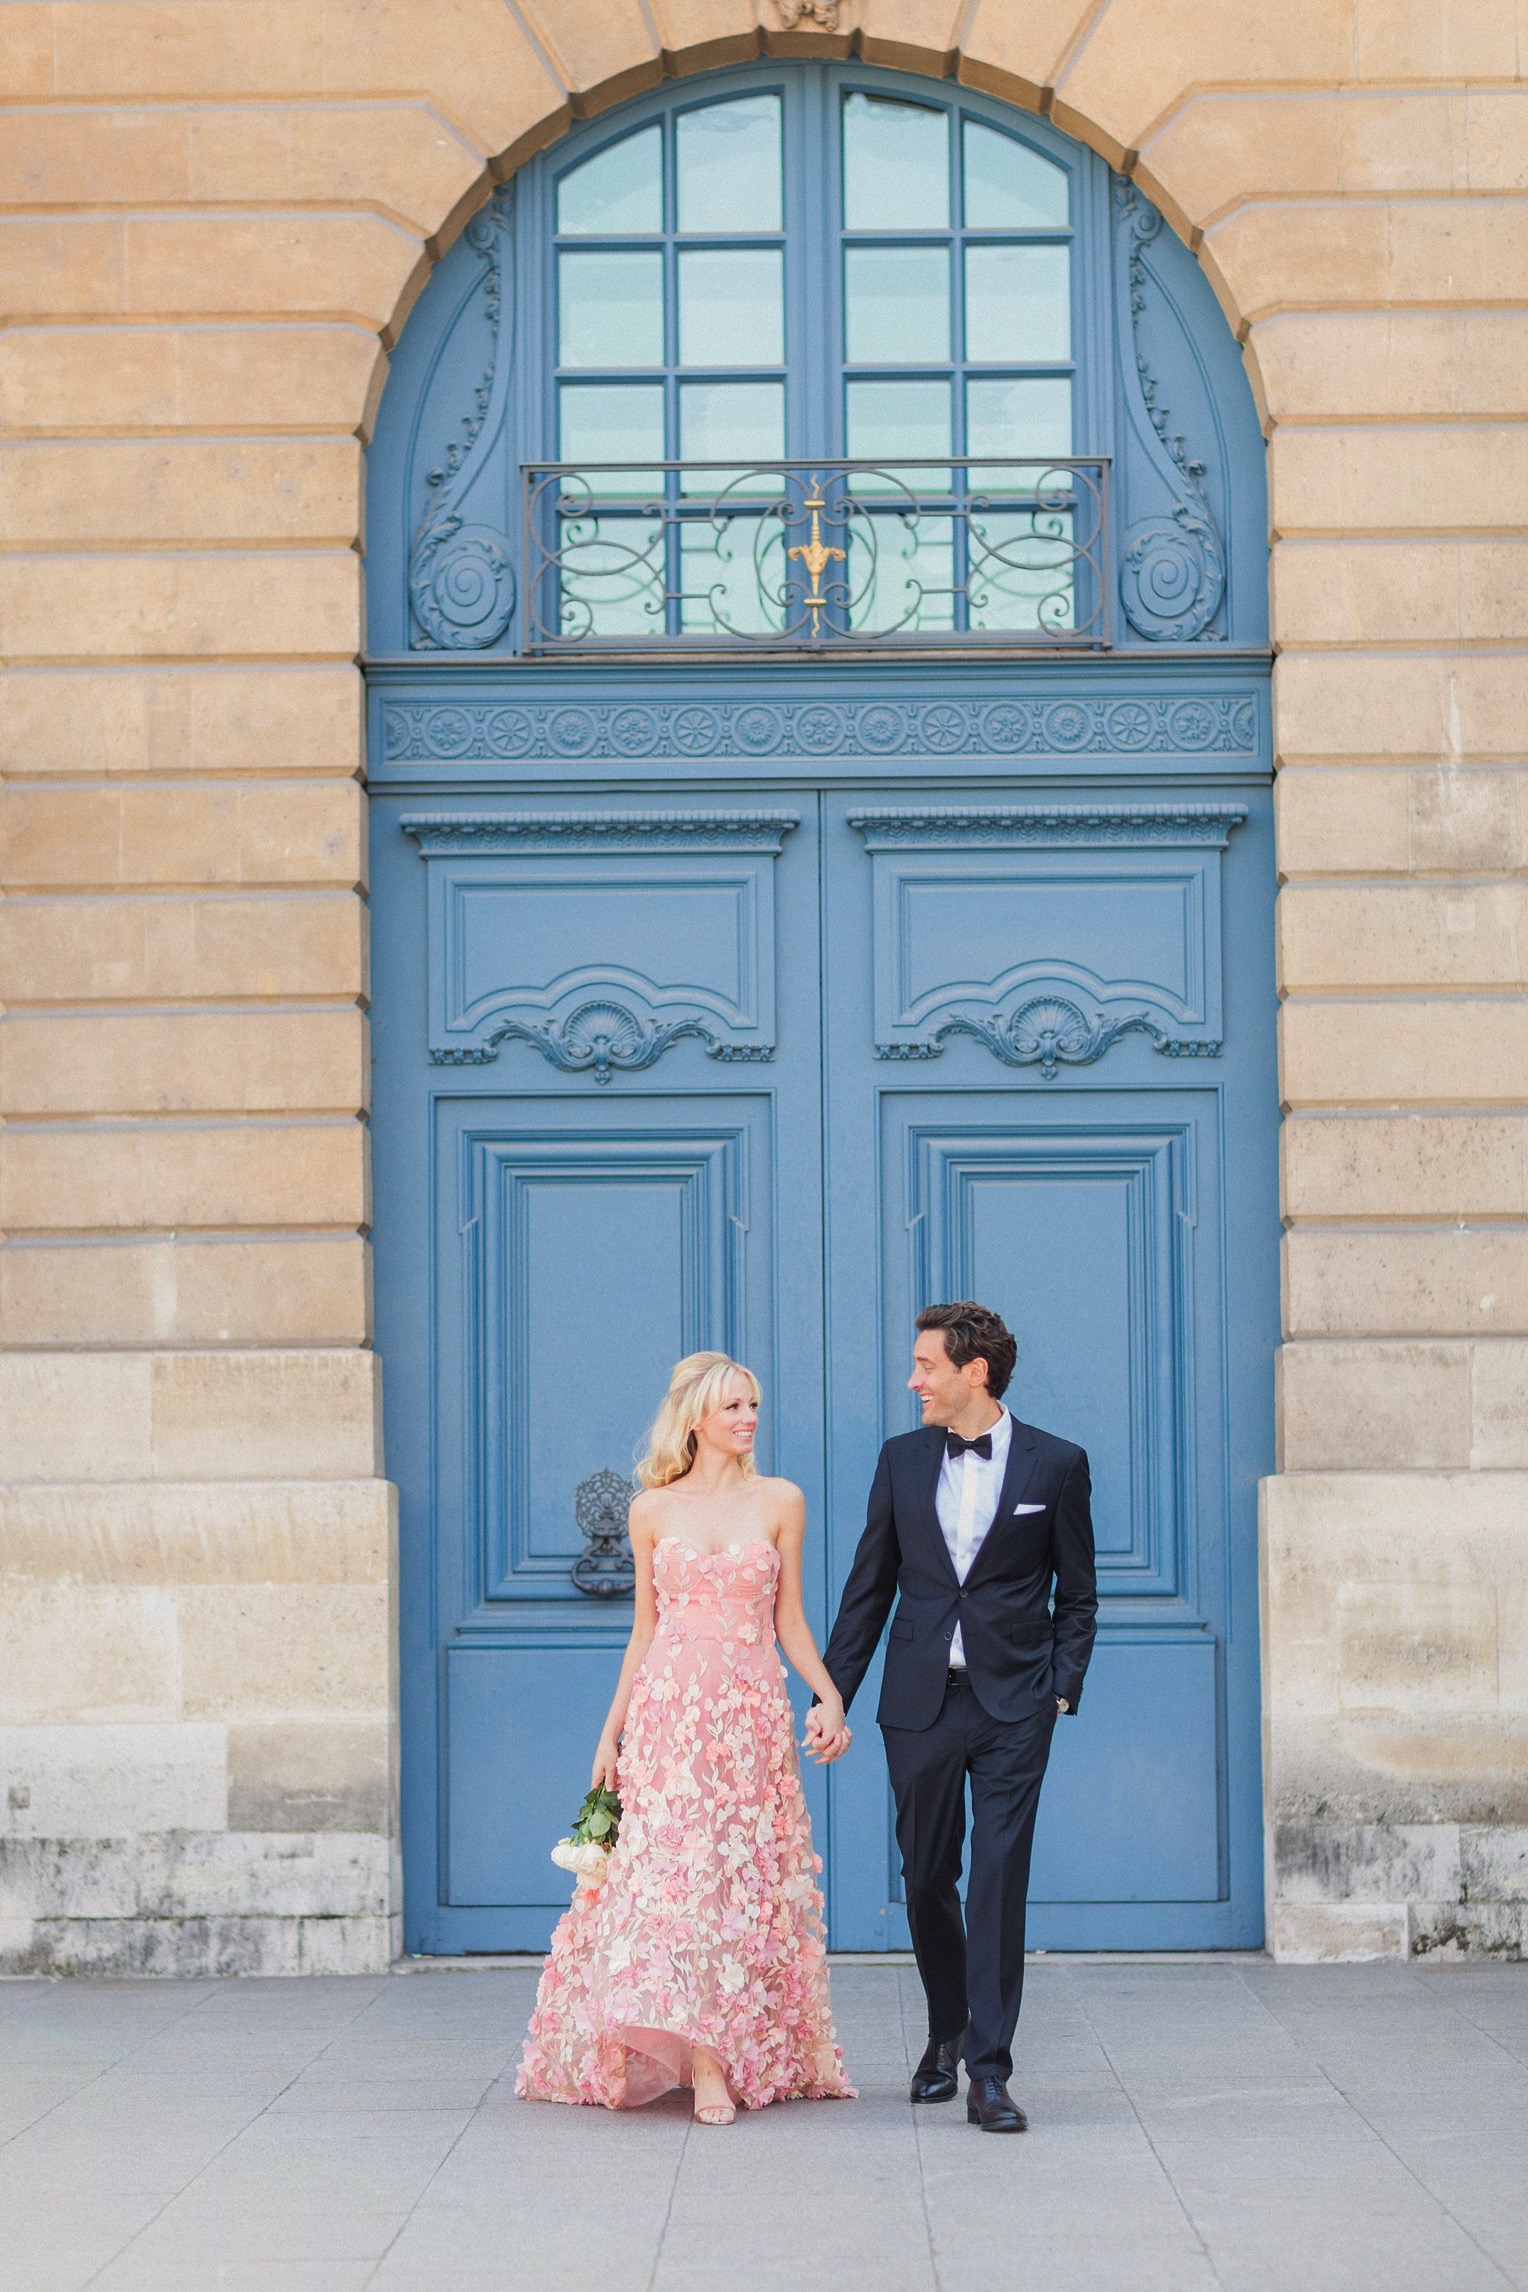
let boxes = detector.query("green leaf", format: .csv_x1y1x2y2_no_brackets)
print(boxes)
567,1783,621,1842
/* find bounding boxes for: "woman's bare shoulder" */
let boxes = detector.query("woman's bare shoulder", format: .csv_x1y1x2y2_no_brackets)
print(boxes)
755,1474,805,1512
627,1485,665,1532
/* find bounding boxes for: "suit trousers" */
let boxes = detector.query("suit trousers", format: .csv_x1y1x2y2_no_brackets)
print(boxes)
881,1676,1057,2083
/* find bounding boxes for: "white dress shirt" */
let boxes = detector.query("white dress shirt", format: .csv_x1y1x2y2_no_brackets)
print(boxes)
935,1408,1012,1668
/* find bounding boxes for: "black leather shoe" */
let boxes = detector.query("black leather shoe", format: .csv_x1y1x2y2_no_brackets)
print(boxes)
966,2075,1027,2132
910,2022,968,2104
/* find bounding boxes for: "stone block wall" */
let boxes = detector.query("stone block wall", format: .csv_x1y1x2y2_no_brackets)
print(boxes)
1,0,1524,1968
0,1352,397,1972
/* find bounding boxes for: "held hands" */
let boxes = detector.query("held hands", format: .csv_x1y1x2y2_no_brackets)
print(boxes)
803,1697,852,1765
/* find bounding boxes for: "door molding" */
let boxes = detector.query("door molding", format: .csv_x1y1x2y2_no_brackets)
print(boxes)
402,808,800,1073
850,801,1246,1067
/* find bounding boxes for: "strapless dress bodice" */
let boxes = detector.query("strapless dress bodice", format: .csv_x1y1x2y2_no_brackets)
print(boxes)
652,1536,779,1647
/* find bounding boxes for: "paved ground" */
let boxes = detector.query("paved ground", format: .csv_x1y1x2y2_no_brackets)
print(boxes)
2,1958,1526,2292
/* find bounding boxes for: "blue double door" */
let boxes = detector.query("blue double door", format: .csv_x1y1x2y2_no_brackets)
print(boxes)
372,724,1276,1955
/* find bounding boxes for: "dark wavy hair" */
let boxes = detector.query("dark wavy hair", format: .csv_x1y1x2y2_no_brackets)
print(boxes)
914,1300,1017,1401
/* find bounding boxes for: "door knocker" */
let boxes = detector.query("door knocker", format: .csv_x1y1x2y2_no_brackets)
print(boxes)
571,1468,637,1598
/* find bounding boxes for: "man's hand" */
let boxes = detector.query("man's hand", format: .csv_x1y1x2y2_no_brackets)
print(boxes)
804,1700,853,1764
1055,1697,1070,1715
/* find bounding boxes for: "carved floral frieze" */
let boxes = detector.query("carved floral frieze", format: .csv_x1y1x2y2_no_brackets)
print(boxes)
382,693,1259,765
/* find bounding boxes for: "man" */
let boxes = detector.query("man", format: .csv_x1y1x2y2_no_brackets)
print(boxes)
808,1301,1096,2132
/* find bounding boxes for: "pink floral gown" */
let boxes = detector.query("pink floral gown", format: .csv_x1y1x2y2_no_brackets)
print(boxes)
517,1536,856,2111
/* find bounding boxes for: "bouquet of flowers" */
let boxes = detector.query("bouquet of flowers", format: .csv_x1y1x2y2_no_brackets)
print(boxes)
550,1783,622,1891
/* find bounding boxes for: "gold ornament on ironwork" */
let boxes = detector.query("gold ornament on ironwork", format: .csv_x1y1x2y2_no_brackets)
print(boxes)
787,481,846,636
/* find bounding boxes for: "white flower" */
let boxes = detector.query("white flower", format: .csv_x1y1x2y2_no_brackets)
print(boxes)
552,1834,612,1888
573,1841,611,1889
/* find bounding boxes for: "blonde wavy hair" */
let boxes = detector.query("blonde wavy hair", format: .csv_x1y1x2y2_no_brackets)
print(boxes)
635,1351,762,1489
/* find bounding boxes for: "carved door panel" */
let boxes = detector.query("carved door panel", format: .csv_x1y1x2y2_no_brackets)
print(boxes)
372,796,826,1954
820,788,1276,1950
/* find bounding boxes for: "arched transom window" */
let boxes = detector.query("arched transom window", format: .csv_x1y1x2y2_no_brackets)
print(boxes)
552,89,1073,484
380,63,1262,659
531,76,1091,645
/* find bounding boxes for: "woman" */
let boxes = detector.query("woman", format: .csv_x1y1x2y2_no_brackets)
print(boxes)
517,1352,857,2124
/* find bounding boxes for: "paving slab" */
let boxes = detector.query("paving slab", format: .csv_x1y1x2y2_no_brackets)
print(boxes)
1,1959,1525,2291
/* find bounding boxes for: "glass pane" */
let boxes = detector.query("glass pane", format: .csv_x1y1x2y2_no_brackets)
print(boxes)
846,378,950,492
558,250,663,369
843,93,948,231
964,244,1070,362
680,517,786,635
967,376,1073,470
847,513,954,633
556,517,667,640
844,246,949,365
963,121,1069,228
678,248,783,367
968,508,1076,633
677,95,783,233
679,381,784,492
558,382,665,494
557,125,662,235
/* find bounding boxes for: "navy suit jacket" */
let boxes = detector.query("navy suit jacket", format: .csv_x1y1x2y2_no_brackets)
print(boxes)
822,1419,1098,1731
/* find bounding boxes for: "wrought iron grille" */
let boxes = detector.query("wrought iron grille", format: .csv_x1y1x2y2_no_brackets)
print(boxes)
521,459,1110,654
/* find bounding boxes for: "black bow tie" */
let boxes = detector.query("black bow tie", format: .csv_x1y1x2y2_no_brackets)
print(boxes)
946,1430,994,1461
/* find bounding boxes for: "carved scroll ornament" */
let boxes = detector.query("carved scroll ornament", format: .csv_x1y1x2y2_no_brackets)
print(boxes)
1115,183,1227,644
442,1000,771,1083
901,996,1212,1080
409,194,517,650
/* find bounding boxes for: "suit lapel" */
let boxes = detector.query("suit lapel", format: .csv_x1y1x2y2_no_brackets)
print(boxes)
963,1416,1039,1587
915,1426,961,1586
998,1416,1040,1514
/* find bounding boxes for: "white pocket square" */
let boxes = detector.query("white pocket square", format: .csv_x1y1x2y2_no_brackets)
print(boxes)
1010,1503,1046,1516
